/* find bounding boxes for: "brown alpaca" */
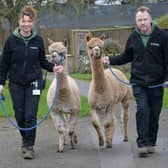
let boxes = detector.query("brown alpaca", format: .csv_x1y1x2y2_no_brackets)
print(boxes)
47,39,81,152
86,34,131,148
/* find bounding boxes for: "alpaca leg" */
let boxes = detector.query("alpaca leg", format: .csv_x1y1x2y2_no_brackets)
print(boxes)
92,110,104,147
104,112,115,148
121,97,129,142
51,112,65,152
58,125,65,152
68,112,78,149
68,130,77,149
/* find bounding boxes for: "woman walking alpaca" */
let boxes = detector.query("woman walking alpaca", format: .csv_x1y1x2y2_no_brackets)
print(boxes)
0,5,63,159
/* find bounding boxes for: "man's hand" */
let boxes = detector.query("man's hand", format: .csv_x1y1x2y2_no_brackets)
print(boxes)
101,56,110,64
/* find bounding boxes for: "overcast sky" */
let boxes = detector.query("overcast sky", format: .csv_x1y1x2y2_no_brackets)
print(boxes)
95,0,122,5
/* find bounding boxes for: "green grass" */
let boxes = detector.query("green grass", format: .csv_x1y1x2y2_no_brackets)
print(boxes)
70,72,168,110
0,80,90,118
1,74,168,119
70,73,91,81
163,89,168,108
1,84,13,117
79,96,90,116
157,14,168,29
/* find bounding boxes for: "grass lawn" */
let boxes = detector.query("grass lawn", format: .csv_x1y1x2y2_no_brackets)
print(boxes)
70,73,92,81
163,89,168,108
0,80,90,118
1,75,168,119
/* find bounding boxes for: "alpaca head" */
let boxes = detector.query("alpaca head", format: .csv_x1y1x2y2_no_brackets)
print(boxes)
48,38,67,65
86,34,105,59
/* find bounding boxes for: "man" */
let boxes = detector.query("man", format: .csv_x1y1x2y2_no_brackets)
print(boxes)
102,6,168,157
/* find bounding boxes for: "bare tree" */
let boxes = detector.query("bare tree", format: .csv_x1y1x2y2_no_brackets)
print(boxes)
0,0,30,31
0,0,165,31
0,0,97,31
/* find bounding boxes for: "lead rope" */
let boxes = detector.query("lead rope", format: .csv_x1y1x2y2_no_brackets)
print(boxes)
0,73,61,131
0,55,65,131
106,63,168,88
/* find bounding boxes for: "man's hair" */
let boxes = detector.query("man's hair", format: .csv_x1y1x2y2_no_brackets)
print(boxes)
136,6,151,15
19,5,37,21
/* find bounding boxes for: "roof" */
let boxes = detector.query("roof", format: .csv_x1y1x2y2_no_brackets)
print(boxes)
36,2,168,29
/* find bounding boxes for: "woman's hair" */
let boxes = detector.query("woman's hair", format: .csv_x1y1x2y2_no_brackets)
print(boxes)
19,5,37,21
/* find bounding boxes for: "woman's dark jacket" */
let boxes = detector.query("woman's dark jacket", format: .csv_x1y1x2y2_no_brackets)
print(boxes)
0,28,54,86
109,26,168,87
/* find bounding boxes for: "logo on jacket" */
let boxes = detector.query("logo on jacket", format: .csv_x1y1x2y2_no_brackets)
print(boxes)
150,42,160,47
30,46,38,50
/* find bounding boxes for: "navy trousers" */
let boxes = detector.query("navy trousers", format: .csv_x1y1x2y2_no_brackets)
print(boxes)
9,82,40,146
132,85,163,148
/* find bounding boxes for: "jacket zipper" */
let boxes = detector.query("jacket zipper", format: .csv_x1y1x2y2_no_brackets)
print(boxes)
144,37,151,85
23,42,28,74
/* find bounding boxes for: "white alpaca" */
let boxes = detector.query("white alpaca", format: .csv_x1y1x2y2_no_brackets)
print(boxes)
86,34,131,148
47,39,81,152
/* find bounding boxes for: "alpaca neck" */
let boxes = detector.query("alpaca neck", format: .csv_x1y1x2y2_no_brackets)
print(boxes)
91,59,106,92
58,72,71,100
56,64,68,90
57,64,69,89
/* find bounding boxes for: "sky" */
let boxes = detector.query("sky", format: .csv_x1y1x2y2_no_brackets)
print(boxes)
95,0,122,5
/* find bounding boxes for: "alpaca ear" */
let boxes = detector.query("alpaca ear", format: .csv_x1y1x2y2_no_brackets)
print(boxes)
86,33,92,42
48,38,54,45
100,34,105,41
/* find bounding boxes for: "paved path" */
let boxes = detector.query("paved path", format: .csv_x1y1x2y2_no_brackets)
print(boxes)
0,80,168,168
0,106,168,168
75,79,90,96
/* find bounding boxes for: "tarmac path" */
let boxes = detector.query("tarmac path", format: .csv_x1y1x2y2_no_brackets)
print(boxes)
0,79,168,168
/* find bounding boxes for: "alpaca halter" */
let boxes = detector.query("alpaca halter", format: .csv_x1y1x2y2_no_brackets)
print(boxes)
91,48,103,59
51,52,66,65
57,52,66,65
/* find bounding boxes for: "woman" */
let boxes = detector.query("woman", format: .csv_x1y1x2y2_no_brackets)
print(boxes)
0,5,63,159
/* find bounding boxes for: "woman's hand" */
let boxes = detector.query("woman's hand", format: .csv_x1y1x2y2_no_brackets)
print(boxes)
0,85,3,95
53,65,64,74
163,81,168,88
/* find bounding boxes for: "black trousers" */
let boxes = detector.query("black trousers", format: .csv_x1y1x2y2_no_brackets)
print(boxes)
9,82,40,146
132,85,163,148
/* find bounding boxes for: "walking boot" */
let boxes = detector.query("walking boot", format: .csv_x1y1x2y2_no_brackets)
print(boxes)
21,145,27,154
21,139,27,154
23,146,35,159
137,147,148,157
147,146,155,154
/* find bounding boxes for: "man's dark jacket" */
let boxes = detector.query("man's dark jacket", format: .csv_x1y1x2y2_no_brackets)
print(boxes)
109,26,168,87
